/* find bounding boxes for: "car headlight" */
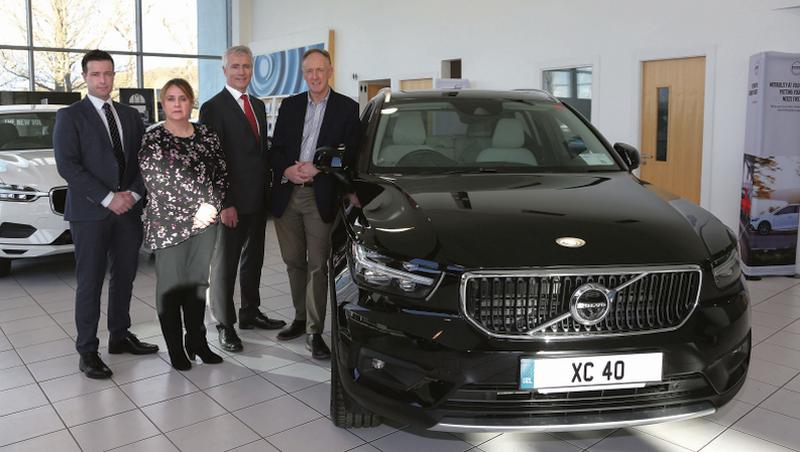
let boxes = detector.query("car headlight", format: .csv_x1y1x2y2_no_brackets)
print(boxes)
0,183,46,202
350,242,442,299
712,247,741,289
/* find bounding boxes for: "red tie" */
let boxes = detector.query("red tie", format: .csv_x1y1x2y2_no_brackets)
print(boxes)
240,93,259,137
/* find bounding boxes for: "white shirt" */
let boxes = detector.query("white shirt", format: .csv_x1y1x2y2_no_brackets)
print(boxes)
225,84,260,135
86,94,140,207
299,90,329,162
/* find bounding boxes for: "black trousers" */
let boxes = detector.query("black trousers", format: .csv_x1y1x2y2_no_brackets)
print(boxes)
209,210,266,327
154,225,217,344
70,212,143,354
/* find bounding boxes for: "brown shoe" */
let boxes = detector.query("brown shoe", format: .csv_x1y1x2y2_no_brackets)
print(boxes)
277,320,306,341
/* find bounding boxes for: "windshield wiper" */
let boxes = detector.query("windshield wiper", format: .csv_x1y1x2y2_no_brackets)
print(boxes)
443,168,498,174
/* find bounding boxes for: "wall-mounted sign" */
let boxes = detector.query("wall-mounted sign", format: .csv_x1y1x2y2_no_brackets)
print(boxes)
119,88,156,125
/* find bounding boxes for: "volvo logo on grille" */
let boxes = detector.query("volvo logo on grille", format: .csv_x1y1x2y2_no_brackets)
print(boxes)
570,283,614,326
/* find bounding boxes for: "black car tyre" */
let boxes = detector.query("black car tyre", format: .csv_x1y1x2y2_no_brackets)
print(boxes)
330,338,382,428
0,258,10,277
331,339,381,428
328,255,382,430
757,221,771,235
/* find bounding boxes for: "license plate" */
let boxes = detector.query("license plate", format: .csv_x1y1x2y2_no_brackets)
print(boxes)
519,352,662,392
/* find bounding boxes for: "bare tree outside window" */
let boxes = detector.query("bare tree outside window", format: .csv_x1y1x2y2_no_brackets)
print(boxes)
0,0,136,93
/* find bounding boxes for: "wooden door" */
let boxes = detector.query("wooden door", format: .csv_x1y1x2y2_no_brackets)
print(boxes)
640,57,705,204
367,82,390,99
400,78,433,90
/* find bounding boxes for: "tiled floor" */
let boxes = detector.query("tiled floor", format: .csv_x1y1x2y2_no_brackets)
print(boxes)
2,222,800,451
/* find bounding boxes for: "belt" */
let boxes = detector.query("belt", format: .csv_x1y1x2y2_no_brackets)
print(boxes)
294,182,314,187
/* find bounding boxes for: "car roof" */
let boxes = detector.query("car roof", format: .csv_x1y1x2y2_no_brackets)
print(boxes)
388,89,559,103
0,104,66,113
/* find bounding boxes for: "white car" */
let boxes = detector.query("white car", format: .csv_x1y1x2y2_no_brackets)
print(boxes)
750,204,800,235
0,104,71,276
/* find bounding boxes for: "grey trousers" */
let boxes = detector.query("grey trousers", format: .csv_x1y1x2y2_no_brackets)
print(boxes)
273,186,332,334
209,210,267,327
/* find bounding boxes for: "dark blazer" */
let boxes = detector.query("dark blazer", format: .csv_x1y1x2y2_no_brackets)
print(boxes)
53,97,145,222
199,88,270,216
270,89,360,223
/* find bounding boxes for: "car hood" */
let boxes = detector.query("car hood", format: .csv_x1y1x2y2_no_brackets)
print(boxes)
350,173,732,269
0,149,65,190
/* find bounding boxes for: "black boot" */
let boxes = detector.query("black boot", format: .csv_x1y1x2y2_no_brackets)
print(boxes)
159,315,191,371
158,289,191,371
183,296,223,364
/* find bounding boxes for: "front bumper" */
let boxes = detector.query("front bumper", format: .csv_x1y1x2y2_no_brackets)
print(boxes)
0,197,72,259
333,274,750,432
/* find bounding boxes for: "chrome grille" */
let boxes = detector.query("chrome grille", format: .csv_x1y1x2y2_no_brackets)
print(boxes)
461,266,702,338
49,187,66,215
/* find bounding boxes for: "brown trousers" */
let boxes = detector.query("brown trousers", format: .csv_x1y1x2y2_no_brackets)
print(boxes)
274,186,332,334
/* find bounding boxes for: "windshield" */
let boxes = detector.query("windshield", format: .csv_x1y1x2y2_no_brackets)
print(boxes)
370,97,621,174
0,112,57,151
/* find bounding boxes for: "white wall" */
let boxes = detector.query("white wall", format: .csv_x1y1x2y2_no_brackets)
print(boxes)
241,0,800,230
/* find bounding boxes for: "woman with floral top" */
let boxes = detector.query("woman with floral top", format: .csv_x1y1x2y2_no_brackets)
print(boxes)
139,78,228,370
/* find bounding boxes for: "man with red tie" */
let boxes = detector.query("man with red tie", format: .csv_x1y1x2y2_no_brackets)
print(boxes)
200,45,285,352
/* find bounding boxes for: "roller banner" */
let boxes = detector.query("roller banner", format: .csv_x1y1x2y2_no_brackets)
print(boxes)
739,52,800,276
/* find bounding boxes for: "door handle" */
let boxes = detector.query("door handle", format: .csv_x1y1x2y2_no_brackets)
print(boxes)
641,153,655,160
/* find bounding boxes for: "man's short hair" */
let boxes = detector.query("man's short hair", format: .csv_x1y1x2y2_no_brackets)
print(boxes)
223,45,253,67
81,50,114,74
302,48,331,65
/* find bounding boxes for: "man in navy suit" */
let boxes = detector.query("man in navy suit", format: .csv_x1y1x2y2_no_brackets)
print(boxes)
271,48,360,359
200,45,285,353
54,50,158,379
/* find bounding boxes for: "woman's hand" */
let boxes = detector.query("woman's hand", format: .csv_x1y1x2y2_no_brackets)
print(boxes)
193,203,218,229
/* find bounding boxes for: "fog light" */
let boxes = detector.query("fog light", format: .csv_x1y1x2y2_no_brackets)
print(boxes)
371,358,385,370
398,279,417,292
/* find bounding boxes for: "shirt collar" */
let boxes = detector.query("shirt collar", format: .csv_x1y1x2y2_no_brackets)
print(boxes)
307,89,330,107
226,84,249,100
87,94,113,111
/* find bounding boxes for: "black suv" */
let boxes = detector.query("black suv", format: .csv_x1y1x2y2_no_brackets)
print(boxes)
319,89,749,432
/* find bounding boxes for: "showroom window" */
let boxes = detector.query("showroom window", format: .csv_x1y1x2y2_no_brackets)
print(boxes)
0,0,229,107
542,66,593,121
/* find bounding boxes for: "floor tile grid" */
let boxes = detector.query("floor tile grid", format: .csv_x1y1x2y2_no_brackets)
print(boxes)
3,246,572,451
7,233,800,450
719,278,800,451
0,267,178,450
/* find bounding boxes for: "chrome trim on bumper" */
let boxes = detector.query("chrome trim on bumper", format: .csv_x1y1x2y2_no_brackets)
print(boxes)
429,402,715,433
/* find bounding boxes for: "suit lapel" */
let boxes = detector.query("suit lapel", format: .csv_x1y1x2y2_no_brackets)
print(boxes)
112,102,133,157
316,90,336,148
220,88,256,135
295,93,309,159
251,97,267,144
81,97,114,150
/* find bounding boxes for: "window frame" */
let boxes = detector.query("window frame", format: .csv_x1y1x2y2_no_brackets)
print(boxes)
0,0,231,92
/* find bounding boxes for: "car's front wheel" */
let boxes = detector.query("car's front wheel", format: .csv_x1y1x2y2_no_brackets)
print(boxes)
330,321,381,428
0,258,10,277
757,221,772,235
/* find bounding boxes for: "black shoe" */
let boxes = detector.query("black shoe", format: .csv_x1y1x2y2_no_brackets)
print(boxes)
239,312,286,330
277,320,306,341
186,335,224,364
216,325,243,352
79,352,113,379
108,332,159,355
305,334,331,360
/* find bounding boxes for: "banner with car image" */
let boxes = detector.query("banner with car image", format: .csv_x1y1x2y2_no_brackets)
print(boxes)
739,52,800,276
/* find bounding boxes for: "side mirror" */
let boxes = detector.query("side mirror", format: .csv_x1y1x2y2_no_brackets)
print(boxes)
613,142,640,171
313,145,346,174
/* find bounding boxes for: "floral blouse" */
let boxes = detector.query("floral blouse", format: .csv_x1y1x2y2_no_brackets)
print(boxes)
139,123,228,250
